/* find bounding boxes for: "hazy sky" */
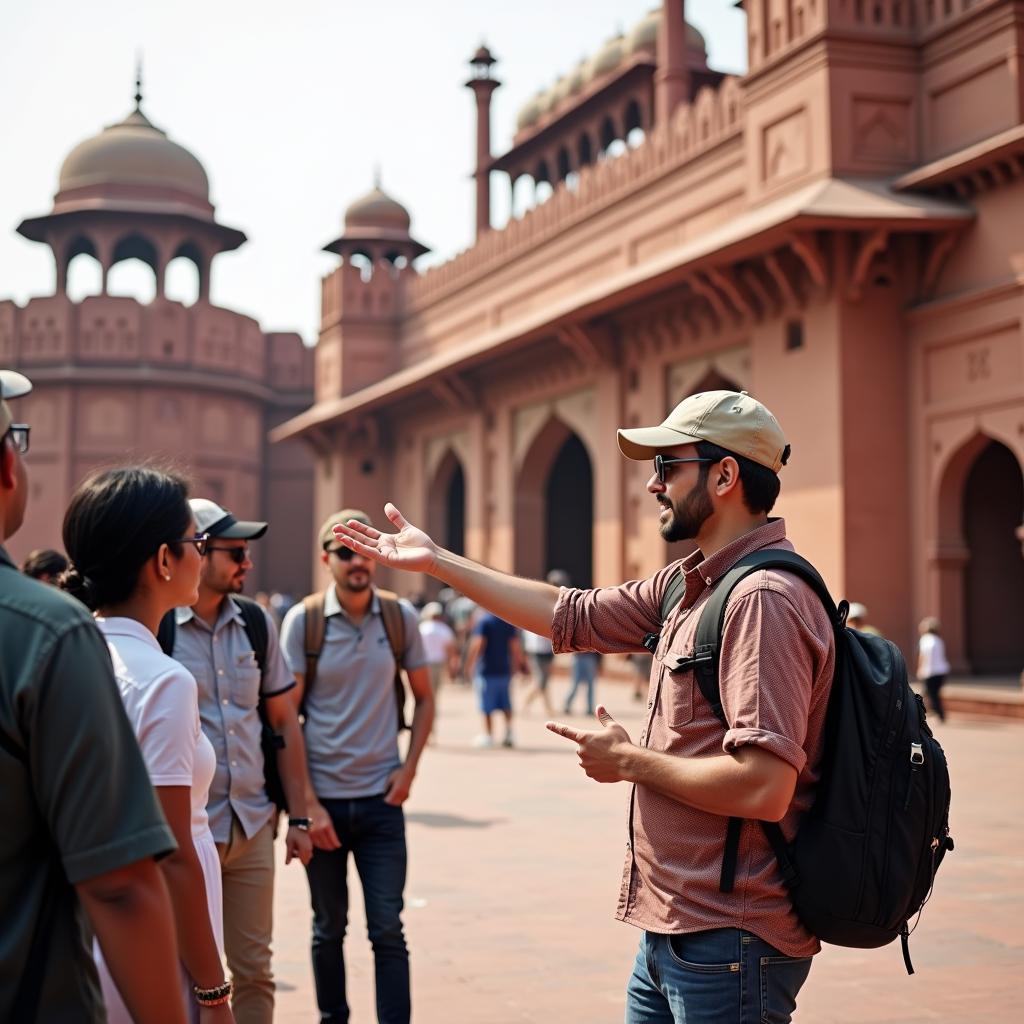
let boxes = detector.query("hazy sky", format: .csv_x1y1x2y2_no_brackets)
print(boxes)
1,1,746,344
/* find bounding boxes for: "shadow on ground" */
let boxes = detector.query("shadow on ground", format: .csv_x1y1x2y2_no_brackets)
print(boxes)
405,811,505,830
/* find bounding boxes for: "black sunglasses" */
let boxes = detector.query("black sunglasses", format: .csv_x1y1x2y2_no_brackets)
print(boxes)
4,424,30,455
172,532,211,556
208,544,250,565
327,545,357,562
653,454,713,483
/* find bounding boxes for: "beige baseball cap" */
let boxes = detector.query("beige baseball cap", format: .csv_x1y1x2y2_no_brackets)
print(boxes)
617,390,790,472
0,369,32,435
318,508,373,550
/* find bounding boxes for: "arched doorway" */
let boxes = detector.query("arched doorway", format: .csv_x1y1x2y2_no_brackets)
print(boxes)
962,440,1024,674
545,434,593,588
515,418,594,586
426,449,466,556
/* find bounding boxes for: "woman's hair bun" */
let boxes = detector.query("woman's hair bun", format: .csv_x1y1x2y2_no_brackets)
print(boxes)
58,565,98,610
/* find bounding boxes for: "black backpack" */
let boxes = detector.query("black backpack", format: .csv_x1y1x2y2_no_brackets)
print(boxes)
157,596,288,811
649,549,953,974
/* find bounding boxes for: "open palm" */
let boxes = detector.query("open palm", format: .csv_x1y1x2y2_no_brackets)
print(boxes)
332,503,439,574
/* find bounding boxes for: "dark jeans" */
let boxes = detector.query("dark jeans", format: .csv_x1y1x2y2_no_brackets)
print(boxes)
924,674,947,722
305,795,409,1024
625,929,812,1024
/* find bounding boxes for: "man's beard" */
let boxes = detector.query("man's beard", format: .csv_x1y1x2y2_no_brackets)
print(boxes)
658,479,713,542
342,571,371,593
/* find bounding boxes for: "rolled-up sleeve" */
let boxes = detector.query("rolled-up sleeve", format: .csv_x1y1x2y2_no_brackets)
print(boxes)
550,564,677,655
719,580,831,773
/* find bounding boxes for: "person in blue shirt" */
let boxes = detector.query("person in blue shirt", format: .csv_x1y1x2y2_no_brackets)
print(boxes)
464,612,523,748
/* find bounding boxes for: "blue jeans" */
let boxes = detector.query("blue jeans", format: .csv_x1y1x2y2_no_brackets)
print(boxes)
564,652,600,714
625,929,812,1024
305,795,409,1024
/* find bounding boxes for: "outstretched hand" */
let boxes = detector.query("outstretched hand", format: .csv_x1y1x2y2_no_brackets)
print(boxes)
546,705,635,784
332,503,439,575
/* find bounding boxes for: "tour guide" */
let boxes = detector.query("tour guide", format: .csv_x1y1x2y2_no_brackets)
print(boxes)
331,390,835,1024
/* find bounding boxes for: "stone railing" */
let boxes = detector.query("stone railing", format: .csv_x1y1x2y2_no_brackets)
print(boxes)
829,0,1000,35
747,0,1001,73
406,77,744,310
0,293,313,396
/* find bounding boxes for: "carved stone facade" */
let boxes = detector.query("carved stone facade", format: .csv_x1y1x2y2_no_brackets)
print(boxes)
277,0,1024,676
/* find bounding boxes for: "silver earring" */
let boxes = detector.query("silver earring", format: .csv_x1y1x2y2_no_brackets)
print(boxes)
163,573,171,582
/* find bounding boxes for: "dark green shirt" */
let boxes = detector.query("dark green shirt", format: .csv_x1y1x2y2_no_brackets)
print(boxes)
0,545,176,1022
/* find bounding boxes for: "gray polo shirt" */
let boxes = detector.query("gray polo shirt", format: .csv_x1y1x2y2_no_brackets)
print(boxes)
280,587,427,800
172,598,294,842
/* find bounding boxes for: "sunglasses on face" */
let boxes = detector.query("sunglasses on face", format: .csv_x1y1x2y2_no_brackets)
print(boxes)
327,545,357,562
207,544,250,565
174,532,211,556
4,424,30,455
653,454,714,484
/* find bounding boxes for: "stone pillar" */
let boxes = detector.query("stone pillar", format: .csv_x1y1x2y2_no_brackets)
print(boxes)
465,48,500,240
655,0,689,126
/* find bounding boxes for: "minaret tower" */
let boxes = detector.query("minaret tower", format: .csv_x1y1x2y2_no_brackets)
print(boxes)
655,0,690,126
465,44,500,240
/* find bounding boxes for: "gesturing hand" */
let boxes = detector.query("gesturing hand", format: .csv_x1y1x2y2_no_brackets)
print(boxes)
332,503,439,574
546,705,635,784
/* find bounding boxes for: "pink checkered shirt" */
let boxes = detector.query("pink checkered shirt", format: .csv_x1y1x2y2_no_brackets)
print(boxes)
551,518,835,957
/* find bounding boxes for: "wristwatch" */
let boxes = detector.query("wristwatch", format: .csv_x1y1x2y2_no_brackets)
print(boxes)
288,817,312,831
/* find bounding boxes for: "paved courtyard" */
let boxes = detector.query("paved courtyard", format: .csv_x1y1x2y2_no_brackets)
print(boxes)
271,671,1024,1023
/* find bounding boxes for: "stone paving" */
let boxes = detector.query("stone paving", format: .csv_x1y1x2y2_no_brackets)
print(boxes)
270,671,1024,1023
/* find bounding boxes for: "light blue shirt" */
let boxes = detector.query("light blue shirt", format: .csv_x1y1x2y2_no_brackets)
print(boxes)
172,598,294,842
280,587,427,800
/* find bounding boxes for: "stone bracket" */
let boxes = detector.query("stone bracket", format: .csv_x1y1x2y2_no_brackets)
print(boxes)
556,323,611,368
848,229,889,302
789,231,828,290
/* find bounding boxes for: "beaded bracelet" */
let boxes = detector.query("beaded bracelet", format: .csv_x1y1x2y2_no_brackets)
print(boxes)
193,980,232,1007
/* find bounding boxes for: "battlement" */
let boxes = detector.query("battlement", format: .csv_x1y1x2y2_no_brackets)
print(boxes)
746,0,1003,74
320,260,406,328
0,293,311,395
407,76,744,310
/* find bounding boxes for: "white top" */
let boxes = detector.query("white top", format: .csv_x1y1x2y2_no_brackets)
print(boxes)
521,630,554,656
96,617,216,840
918,632,950,679
419,619,455,664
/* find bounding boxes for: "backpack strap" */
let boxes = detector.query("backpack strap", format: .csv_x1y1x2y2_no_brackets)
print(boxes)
642,567,687,653
376,589,409,731
156,609,177,656
302,592,327,696
693,549,840,727
660,568,686,621
233,595,269,677
689,548,841,893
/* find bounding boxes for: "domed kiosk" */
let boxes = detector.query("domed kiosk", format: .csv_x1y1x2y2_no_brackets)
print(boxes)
17,80,245,300
323,181,429,265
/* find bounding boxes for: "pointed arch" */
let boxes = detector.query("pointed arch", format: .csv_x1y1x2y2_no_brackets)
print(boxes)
514,415,594,586
935,432,1024,674
426,448,466,558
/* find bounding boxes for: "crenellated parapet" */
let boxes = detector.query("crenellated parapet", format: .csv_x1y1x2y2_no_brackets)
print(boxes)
0,294,311,396
408,77,744,310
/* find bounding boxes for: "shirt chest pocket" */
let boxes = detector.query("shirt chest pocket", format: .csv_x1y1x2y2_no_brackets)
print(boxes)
230,660,262,709
657,648,695,729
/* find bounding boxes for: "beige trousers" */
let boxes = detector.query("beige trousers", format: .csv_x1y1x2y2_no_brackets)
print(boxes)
217,816,276,1024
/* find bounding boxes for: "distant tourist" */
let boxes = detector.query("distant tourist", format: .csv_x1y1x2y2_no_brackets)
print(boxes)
917,617,950,723
418,601,457,739
1,370,185,1023
21,546,67,584
846,602,882,636
465,609,523,748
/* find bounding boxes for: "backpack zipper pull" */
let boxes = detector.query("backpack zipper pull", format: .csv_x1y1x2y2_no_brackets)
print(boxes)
910,742,924,766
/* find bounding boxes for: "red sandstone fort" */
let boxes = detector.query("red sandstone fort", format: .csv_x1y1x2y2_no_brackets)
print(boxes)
3,1,1022,676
